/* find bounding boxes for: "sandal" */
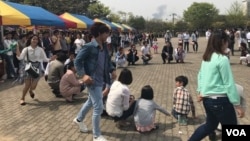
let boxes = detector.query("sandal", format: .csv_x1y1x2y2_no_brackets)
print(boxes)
20,100,26,105
29,91,35,99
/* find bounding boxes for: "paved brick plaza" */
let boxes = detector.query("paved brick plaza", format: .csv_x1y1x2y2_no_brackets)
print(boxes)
0,37,249,141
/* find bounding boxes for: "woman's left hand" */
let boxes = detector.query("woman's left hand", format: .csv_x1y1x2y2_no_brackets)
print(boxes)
111,70,117,80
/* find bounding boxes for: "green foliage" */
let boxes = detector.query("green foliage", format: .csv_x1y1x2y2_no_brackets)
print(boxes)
183,2,219,29
17,0,95,15
108,13,121,23
174,20,189,32
127,16,146,31
212,22,226,29
87,1,111,19
226,1,247,28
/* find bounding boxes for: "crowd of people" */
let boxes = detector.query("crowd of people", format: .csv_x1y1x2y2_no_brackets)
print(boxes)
0,23,247,141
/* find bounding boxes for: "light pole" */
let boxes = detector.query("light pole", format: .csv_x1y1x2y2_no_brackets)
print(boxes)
169,13,177,24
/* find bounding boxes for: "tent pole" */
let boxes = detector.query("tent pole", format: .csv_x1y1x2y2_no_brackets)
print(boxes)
1,25,3,43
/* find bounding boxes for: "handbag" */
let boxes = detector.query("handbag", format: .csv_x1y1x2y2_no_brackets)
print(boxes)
25,49,40,78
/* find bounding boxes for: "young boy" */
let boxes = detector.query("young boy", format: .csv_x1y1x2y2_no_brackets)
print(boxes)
172,75,195,125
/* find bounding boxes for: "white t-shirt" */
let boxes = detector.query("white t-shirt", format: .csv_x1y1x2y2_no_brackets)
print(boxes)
246,32,250,40
205,31,211,40
141,45,150,55
74,38,85,54
106,81,131,117
106,36,111,44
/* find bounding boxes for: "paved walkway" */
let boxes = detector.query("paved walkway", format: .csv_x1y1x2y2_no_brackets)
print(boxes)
0,37,249,141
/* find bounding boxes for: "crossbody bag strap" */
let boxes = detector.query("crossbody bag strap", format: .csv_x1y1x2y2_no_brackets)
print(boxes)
26,47,30,62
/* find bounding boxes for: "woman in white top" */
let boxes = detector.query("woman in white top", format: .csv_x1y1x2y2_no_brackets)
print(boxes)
106,68,136,127
16,35,50,105
74,33,85,55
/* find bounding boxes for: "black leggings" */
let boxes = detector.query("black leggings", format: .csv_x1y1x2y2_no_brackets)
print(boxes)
113,101,137,122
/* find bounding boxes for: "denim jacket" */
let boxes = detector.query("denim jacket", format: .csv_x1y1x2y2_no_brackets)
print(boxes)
74,39,115,86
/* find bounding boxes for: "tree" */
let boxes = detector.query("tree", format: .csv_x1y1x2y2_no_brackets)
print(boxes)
20,0,96,15
174,20,189,32
226,1,247,28
107,13,121,23
127,16,146,31
87,1,111,19
183,2,219,30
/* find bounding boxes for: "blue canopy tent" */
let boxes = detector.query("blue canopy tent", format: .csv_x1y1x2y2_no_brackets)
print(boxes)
94,18,118,30
0,1,65,27
71,14,94,29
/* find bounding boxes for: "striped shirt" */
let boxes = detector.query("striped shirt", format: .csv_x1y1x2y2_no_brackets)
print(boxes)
173,86,195,115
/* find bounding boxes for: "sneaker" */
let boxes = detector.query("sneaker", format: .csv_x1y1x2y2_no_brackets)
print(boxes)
73,118,88,133
93,135,107,141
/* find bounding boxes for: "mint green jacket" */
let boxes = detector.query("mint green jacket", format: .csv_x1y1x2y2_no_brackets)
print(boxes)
197,53,240,105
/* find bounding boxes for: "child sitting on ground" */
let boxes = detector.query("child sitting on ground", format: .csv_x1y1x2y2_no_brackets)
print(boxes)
133,85,171,133
172,75,195,125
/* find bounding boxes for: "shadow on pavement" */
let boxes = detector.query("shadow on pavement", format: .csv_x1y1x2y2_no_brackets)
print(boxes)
25,97,87,111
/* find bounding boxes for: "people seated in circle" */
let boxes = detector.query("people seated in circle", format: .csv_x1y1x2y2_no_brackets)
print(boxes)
115,47,127,68
161,41,173,64
174,43,186,63
59,61,85,102
141,41,152,65
127,44,139,65
106,68,136,128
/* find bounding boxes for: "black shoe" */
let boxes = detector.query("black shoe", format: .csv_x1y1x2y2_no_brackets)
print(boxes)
101,110,109,117
163,62,166,64
55,94,63,98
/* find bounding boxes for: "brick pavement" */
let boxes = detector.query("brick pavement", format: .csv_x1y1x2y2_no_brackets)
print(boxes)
0,37,249,141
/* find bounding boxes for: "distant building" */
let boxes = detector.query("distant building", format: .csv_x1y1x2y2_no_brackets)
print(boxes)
242,0,250,17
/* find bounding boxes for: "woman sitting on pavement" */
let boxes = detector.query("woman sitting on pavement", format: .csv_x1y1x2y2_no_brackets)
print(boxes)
106,68,136,128
59,61,85,102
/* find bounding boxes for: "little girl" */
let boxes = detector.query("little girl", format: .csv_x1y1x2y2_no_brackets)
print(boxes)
133,85,170,133
152,38,158,54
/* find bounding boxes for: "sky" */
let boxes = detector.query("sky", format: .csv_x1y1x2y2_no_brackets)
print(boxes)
99,0,242,20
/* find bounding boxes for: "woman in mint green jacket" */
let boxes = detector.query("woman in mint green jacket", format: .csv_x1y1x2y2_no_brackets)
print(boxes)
188,30,245,141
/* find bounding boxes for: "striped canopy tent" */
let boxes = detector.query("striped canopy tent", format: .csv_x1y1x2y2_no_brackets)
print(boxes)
0,1,65,27
58,17,77,28
94,18,118,30
121,24,136,32
59,12,93,29
111,22,128,32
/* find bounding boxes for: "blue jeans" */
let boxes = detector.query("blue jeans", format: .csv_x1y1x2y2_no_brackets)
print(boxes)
77,86,103,137
188,97,237,141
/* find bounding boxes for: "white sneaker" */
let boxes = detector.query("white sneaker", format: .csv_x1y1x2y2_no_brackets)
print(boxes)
73,118,88,133
93,135,107,141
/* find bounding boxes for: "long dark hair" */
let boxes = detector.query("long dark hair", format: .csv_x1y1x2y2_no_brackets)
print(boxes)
26,34,41,47
203,30,229,61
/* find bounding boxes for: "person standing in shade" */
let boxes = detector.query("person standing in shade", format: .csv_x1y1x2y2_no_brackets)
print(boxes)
188,30,245,141
73,22,116,141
